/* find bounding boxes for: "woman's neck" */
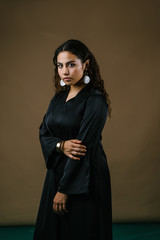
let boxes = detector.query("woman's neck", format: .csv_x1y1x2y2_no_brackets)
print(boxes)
69,84,86,93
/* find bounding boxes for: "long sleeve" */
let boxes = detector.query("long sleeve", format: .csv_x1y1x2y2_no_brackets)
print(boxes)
39,96,62,169
57,93,108,194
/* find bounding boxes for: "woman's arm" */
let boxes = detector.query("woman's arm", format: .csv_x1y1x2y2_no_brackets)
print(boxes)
39,95,87,169
57,93,108,194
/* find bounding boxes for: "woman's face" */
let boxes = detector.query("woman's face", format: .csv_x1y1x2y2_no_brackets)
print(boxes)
57,51,89,86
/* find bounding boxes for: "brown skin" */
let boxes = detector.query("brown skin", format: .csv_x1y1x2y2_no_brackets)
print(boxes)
63,139,87,160
53,51,89,214
53,192,69,215
57,51,89,91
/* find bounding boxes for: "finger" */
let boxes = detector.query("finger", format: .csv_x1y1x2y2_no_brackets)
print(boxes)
72,144,87,150
58,203,62,212
63,203,68,213
53,201,56,211
71,151,86,156
70,148,87,153
69,154,80,160
55,203,59,212
57,204,65,216
59,204,65,215
71,139,82,143
72,147,87,152
53,206,58,214
68,154,80,160
53,200,60,214
55,204,62,215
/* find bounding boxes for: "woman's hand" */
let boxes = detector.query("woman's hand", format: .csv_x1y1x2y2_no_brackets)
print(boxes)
62,139,87,160
53,192,69,215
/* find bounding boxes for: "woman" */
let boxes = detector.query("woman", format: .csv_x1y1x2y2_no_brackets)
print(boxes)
33,39,112,240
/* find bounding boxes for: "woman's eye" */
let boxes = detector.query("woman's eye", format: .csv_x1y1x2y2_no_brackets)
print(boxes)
57,63,75,68
69,63,75,67
57,64,63,68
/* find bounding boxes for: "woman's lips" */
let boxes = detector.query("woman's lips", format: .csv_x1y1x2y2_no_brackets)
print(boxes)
64,78,71,81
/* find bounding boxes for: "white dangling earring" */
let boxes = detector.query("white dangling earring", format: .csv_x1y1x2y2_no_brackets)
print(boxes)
83,71,90,84
60,79,65,86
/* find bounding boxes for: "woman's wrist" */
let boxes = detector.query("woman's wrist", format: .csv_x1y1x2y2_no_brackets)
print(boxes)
56,140,65,153
60,140,65,153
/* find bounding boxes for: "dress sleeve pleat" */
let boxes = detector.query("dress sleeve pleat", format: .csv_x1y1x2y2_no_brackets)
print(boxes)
39,96,62,169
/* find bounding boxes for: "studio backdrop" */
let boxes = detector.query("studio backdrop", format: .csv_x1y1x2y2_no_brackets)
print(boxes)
0,0,160,225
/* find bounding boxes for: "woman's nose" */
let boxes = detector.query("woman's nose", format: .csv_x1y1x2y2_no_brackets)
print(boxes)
63,66,69,75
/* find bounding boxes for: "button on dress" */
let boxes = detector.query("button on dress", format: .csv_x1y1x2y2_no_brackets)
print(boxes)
33,85,112,240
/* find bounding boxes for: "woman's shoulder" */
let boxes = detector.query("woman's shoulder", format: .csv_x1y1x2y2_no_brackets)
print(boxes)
84,87,107,108
88,87,103,96
87,87,106,101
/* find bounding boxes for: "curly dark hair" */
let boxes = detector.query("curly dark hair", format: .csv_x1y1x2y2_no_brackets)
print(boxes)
53,39,112,118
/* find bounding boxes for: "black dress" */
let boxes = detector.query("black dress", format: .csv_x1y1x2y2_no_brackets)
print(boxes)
33,85,112,240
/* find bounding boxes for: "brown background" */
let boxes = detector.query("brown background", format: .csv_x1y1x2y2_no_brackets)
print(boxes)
0,0,160,225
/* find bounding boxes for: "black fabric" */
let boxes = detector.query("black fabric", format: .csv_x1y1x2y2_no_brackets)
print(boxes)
33,85,112,240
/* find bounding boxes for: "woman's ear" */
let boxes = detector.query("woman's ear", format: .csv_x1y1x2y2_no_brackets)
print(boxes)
84,59,90,70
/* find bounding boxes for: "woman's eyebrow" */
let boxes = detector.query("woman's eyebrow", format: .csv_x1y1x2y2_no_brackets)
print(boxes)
57,60,76,64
